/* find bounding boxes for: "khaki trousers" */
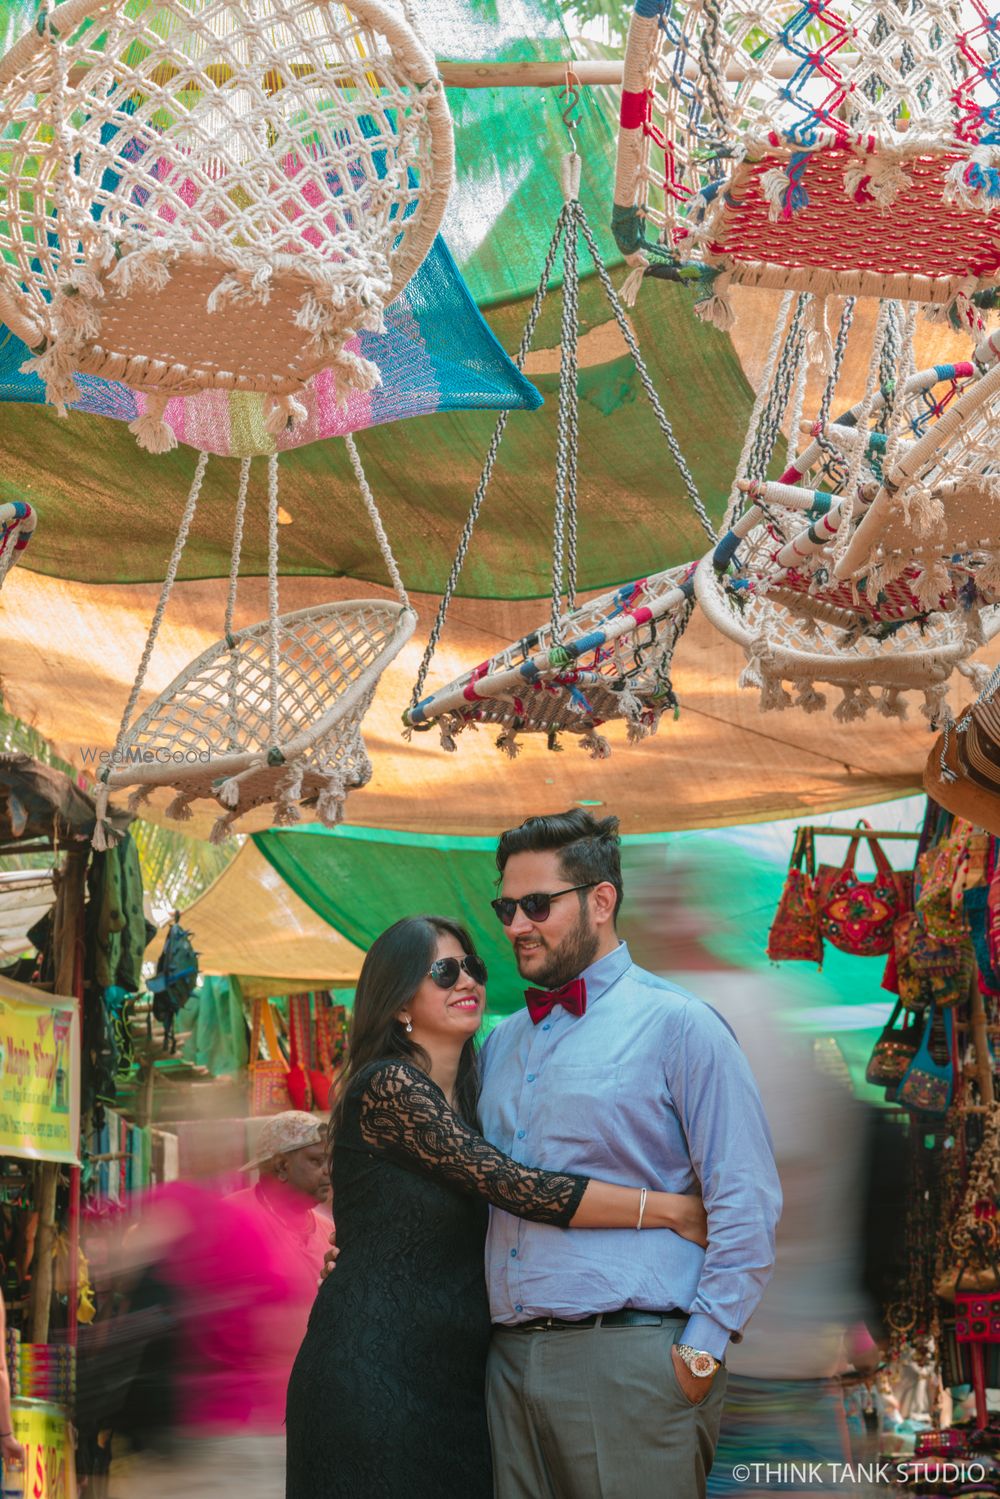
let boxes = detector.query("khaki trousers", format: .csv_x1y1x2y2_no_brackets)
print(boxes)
486,1318,727,1499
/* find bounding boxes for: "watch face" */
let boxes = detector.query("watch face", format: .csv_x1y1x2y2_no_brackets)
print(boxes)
689,1353,716,1377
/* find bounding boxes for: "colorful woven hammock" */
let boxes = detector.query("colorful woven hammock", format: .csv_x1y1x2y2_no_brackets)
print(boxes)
0,0,453,449
0,501,36,589
613,0,1000,310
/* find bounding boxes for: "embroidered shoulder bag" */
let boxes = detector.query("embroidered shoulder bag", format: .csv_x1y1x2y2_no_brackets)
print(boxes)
767,828,823,964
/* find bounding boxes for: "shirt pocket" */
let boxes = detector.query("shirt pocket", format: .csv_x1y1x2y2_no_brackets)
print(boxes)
537,1064,624,1153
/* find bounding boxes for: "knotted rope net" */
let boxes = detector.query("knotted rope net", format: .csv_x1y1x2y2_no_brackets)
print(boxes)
613,0,1000,311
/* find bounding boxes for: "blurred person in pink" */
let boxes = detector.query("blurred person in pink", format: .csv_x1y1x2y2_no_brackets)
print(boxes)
97,1121,328,1499
228,1110,330,1326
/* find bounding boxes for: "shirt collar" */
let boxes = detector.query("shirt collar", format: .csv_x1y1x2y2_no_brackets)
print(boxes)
580,940,631,1007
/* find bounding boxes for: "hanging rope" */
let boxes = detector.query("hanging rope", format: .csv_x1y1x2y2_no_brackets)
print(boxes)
345,434,411,612
225,456,252,753
553,156,581,639
108,450,210,760
266,453,281,756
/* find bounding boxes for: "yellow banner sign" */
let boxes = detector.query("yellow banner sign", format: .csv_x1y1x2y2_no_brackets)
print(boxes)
0,978,79,1164
10,1401,76,1499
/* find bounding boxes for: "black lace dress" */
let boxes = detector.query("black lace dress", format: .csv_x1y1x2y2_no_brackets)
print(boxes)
285,1058,588,1499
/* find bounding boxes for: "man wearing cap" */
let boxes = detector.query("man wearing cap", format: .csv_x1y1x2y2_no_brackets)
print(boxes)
229,1111,331,1314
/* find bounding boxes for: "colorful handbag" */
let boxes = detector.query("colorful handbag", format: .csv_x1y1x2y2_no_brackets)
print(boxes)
915,1431,970,1458
916,834,971,944
893,913,973,1009
249,998,292,1116
865,999,922,1087
964,884,1000,993
896,1003,954,1118
816,823,912,957
955,1260,1000,1344
767,828,823,964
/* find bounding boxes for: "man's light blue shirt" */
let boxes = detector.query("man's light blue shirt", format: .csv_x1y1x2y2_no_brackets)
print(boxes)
478,941,782,1361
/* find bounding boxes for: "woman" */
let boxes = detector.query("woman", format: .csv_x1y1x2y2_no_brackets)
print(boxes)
286,917,707,1499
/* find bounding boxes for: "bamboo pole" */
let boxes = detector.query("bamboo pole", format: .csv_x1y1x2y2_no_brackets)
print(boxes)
807,827,921,841
969,979,995,1108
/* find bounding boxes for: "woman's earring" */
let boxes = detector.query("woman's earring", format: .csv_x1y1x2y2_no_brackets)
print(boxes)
402,1016,413,1034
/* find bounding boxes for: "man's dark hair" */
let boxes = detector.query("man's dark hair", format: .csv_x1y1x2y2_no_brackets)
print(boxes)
496,810,624,920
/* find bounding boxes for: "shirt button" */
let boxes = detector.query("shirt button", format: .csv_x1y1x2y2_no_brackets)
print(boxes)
542,1024,551,1031
527,1073,536,1082
517,1129,526,1140
510,1248,518,1258
515,1304,523,1314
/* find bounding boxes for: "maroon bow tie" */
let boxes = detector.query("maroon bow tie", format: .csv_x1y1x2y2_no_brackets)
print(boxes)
524,978,587,1026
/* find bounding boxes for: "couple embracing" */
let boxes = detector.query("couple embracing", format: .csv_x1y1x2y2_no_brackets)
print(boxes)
286,810,782,1499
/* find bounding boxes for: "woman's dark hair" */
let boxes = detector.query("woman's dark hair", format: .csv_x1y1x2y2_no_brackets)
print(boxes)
496,809,624,920
329,915,482,1152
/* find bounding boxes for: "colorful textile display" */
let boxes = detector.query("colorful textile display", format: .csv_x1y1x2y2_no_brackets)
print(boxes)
612,0,1000,310
0,0,453,450
766,827,822,964
816,825,911,957
249,999,291,1118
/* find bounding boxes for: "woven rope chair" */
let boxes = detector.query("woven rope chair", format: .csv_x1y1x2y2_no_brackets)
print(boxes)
93,439,415,846
406,566,696,761
400,153,713,762
0,502,37,588
693,293,1000,721
612,0,1000,314
0,0,453,451
836,357,1000,602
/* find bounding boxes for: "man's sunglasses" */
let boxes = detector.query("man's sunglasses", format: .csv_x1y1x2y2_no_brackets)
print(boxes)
428,954,488,989
490,884,597,927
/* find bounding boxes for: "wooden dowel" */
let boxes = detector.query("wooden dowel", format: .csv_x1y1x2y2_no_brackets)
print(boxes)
806,826,921,840
969,980,995,1107
28,1162,59,1345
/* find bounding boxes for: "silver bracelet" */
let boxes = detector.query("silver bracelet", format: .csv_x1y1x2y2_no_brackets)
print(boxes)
636,1187,648,1231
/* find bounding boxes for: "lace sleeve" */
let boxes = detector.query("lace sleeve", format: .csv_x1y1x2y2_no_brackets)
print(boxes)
355,1060,588,1226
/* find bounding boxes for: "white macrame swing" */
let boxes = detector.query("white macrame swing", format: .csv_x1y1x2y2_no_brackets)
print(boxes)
92,439,416,848
0,0,453,450
693,292,1000,723
402,152,713,762
612,0,1000,316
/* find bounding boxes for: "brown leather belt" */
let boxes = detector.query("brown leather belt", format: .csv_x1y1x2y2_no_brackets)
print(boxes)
508,1308,686,1332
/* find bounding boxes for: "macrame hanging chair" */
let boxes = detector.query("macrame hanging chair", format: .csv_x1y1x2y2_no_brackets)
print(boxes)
401,152,713,761
693,291,1000,723
0,0,453,451
0,502,37,588
92,438,416,847
835,351,1000,599
612,0,1000,316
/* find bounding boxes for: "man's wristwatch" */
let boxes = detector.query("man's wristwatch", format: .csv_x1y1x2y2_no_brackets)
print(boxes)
675,1344,721,1379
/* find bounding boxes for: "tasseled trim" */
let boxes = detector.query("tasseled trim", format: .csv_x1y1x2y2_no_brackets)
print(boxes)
975,556,1000,601
921,683,951,726
805,297,833,368
128,393,177,455
843,155,909,210
615,683,645,721
218,777,242,809
912,562,951,611
833,685,876,723
316,773,348,828
209,812,238,845
165,792,194,822
759,675,792,713
876,686,908,721
944,152,1000,213
439,720,459,752
330,347,382,406
794,683,827,714
263,393,309,436
272,799,302,828
206,263,275,313
900,483,945,538
126,785,152,814
19,342,78,415
957,658,991,693
618,255,648,308
580,729,612,760
694,271,735,331
496,724,521,760
107,245,173,296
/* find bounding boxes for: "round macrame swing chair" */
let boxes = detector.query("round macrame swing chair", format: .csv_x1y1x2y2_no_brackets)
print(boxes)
612,0,1000,317
693,291,1000,723
0,502,37,588
401,152,713,761
92,439,416,848
0,0,453,451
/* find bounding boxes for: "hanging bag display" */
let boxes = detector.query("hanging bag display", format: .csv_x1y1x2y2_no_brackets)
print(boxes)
896,1003,955,1118
286,994,314,1113
249,999,292,1117
915,831,971,945
767,828,823,964
816,823,912,957
864,999,922,1087
955,1260,1000,1345
308,993,334,1112
892,913,973,1010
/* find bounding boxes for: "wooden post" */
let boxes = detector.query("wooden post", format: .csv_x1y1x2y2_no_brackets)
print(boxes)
52,847,87,1002
28,1162,59,1344
969,980,995,1108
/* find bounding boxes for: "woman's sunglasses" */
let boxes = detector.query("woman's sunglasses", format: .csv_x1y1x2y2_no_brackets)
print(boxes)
490,883,597,927
428,954,488,989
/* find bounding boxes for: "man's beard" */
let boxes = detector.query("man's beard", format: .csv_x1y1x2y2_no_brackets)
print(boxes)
515,908,600,990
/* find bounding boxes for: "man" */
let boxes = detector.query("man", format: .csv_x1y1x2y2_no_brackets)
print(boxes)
229,1110,331,1308
479,810,782,1499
